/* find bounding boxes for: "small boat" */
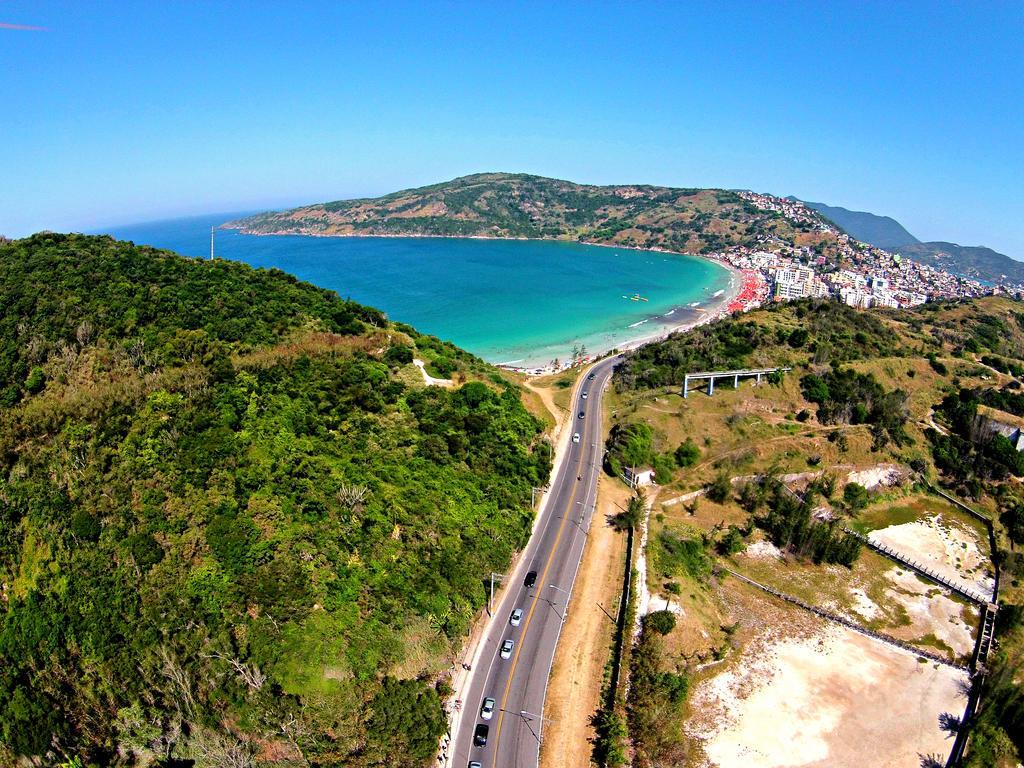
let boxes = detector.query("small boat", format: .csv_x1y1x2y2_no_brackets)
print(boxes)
621,292,649,302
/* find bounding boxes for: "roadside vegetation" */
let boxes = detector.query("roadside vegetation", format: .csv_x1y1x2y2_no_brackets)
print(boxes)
0,234,551,766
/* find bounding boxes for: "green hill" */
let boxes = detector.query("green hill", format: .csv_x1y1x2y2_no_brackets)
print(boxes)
0,233,550,766
799,199,920,250
609,295,1024,766
224,172,840,256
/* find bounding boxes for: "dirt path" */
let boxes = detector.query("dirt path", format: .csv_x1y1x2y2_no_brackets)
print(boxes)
412,358,454,387
539,478,630,768
523,377,569,440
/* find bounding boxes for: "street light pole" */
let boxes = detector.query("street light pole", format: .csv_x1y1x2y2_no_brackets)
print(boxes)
489,572,505,615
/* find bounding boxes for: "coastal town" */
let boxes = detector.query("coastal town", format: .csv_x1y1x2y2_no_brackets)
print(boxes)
717,191,1018,313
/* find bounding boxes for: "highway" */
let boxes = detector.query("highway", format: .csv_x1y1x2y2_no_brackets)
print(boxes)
450,354,620,768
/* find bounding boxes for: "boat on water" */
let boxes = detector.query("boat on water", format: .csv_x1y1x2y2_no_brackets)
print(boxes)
622,292,649,302
713,289,725,298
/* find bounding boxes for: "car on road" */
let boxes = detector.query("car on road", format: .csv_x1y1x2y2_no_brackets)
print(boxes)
469,762,483,768
572,432,580,444
510,608,523,626
473,724,489,747
524,570,537,587
581,391,588,399
500,639,515,659
578,411,585,419
588,372,595,380
480,697,495,720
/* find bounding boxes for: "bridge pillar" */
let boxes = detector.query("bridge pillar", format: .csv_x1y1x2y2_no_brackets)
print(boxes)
734,374,739,389
756,372,762,385
683,376,689,398
708,376,714,396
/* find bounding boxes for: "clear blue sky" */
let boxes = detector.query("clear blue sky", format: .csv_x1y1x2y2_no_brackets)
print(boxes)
2,1,1022,257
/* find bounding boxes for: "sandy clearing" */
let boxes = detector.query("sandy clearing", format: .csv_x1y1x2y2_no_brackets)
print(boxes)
869,513,995,598
884,568,976,657
849,586,882,621
741,539,783,561
690,625,967,768
846,463,905,490
540,477,628,768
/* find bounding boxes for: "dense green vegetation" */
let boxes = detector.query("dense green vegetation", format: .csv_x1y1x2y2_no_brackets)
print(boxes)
614,299,901,390
800,367,909,449
626,612,691,767
929,388,1024,498
0,235,550,766
738,473,862,566
226,173,835,257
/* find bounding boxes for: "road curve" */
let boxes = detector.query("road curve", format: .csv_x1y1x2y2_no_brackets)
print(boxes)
450,355,620,768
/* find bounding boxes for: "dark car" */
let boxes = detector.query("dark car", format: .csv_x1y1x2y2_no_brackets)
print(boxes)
578,411,585,419
524,570,537,588
587,372,596,380
473,724,489,747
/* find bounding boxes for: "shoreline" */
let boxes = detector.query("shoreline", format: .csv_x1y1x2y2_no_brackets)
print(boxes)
221,226,745,372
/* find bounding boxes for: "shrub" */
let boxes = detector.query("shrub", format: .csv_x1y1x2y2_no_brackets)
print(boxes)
674,438,701,468
645,610,677,635
706,472,732,504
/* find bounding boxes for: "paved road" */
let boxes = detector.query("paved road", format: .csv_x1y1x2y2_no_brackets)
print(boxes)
450,355,619,768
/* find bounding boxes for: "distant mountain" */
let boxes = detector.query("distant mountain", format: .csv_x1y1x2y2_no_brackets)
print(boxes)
894,241,1024,284
799,198,1023,285
224,172,840,256
798,200,919,250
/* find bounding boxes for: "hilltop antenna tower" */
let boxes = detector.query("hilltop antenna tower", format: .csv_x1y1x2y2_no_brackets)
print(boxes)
210,227,215,260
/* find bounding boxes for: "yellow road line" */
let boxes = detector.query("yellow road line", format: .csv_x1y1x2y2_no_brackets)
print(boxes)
489,374,596,767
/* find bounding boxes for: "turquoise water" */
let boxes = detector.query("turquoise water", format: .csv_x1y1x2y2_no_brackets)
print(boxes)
98,213,732,367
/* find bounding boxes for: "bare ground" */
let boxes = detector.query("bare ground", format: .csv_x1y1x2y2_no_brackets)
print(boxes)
688,580,968,768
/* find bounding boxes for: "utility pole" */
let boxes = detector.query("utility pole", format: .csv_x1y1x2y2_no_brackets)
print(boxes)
489,572,505,615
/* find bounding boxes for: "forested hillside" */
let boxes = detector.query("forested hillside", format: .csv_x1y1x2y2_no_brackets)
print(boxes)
0,234,550,766
224,173,838,256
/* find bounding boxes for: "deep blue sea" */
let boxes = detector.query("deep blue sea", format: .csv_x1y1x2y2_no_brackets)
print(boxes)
97,212,732,367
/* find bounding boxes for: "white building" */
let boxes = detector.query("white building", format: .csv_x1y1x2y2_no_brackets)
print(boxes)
623,466,656,488
774,265,816,301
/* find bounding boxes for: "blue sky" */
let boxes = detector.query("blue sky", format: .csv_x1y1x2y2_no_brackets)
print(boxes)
2,1,1022,257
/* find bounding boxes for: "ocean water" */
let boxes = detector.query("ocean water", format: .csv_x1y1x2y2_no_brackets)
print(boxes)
98,212,732,367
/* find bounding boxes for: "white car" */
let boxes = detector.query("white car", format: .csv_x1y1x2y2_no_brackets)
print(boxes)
500,639,515,659
510,608,523,626
572,432,580,444
480,697,495,720
581,392,588,400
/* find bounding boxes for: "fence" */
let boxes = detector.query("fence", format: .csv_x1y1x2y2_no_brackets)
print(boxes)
842,527,991,605
720,567,968,672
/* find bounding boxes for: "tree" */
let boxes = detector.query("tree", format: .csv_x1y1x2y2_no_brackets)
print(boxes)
645,610,677,635
843,482,870,514
706,472,732,504
674,438,700,468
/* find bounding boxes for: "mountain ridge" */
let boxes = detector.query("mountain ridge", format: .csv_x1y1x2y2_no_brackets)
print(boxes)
799,198,1022,283
223,172,840,257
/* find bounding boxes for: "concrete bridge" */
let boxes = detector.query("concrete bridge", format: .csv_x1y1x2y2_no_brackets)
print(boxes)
683,366,791,398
